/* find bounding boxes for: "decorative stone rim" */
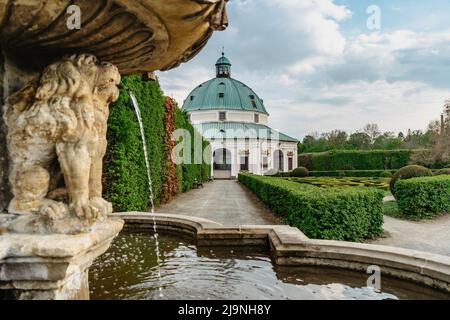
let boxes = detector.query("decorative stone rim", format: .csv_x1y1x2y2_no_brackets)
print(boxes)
0,0,229,74
114,212,450,293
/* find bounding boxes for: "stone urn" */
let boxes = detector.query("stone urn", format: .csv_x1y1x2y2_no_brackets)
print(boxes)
0,0,228,300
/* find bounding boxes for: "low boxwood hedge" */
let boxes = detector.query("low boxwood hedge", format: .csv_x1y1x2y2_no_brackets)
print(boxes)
239,174,384,241
308,170,397,178
396,176,450,219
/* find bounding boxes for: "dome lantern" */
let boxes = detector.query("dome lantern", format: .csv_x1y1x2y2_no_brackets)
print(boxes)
216,51,231,78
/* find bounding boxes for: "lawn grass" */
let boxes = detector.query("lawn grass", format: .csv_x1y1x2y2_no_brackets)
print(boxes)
284,177,391,191
382,200,424,221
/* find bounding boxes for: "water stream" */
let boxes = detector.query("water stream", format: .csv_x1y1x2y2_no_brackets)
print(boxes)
129,91,163,297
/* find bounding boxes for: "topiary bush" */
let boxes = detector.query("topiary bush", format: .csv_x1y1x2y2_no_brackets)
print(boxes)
291,167,309,177
396,176,450,219
390,165,432,196
239,174,384,241
434,169,450,176
379,171,393,178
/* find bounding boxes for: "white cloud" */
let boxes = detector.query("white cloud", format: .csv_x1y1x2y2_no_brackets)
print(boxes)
158,1,450,140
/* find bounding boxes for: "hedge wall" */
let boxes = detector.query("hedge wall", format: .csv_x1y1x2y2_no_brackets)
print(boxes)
239,174,384,241
174,107,211,192
104,75,166,212
299,150,413,171
396,176,450,219
104,75,210,212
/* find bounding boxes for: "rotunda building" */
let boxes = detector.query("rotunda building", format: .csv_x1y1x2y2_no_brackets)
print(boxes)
182,53,298,179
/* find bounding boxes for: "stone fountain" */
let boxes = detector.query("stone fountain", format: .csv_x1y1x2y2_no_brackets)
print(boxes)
0,0,228,300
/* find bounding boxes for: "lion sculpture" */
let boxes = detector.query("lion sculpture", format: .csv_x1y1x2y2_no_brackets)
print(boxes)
4,54,121,225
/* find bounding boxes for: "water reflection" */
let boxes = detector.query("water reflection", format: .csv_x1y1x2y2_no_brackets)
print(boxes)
90,233,450,300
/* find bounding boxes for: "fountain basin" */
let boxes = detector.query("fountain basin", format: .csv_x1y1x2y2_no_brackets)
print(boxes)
106,213,450,298
0,0,228,74
91,232,450,300
0,216,124,300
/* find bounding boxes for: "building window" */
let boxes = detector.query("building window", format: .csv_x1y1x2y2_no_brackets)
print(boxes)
249,95,255,100
252,100,257,109
219,112,226,121
219,92,225,98
254,114,259,123
190,96,194,101
288,157,293,171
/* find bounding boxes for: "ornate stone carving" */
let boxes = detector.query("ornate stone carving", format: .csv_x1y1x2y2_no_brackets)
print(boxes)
3,54,120,232
0,0,229,74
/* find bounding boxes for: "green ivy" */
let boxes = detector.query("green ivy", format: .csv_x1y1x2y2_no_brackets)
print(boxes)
103,76,211,212
174,108,211,192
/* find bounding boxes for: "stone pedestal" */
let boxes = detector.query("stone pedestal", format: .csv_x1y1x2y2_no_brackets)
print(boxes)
0,216,124,300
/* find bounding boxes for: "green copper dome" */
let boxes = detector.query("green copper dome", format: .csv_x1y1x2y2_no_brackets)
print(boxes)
216,55,231,66
182,54,269,114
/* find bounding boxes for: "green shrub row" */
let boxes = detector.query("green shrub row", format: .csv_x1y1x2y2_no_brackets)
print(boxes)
277,169,395,178
308,170,396,178
239,174,384,241
395,176,450,219
298,150,413,171
104,75,210,212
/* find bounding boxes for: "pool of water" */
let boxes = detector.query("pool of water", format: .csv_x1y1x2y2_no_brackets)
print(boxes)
90,232,450,300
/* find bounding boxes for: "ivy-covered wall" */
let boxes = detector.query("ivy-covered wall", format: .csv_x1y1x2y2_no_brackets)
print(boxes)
103,75,210,212
174,107,212,192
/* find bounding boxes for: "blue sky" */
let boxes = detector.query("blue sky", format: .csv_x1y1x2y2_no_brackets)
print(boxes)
158,0,450,140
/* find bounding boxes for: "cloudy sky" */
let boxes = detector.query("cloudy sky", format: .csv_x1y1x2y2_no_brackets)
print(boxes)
158,0,450,140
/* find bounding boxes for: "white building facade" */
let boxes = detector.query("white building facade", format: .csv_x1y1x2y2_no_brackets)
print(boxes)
182,53,298,179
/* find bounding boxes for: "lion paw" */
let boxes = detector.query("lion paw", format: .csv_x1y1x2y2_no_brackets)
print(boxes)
89,197,113,221
40,200,70,221
70,200,100,223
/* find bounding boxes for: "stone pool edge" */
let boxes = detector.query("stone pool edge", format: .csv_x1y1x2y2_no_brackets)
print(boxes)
114,212,450,293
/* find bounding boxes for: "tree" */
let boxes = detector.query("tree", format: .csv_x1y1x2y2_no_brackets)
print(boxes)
324,130,348,150
373,132,403,150
411,101,450,167
299,133,329,153
348,132,371,149
363,123,381,143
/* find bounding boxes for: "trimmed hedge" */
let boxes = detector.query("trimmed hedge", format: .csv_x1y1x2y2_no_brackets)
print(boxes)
308,170,397,178
396,176,450,219
390,165,432,196
239,174,384,241
299,150,413,171
291,167,309,177
434,169,450,176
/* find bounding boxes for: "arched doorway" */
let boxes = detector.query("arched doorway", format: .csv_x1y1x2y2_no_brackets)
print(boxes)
213,148,232,179
274,150,284,172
